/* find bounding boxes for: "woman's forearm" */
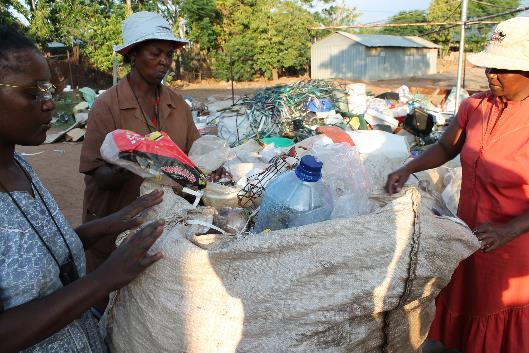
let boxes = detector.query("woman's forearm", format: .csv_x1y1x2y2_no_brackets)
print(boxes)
404,118,465,174
0,271,111,353
507,211,529,237
404,142,456,174
91,165,132,190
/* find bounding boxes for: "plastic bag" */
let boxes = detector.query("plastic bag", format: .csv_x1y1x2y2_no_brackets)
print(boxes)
188,135,235,173
310,143,373,218
442,167,462,216
397,85,411,103
232,139,263,163
346,83,367,115
444,87,469,114
79,87,97,108
347,130,409,190
100,129,207,188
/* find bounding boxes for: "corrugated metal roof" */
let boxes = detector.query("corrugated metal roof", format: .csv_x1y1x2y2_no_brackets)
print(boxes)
335,32,440,49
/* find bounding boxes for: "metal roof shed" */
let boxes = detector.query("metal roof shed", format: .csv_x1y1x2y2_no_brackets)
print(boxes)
311,32,440,81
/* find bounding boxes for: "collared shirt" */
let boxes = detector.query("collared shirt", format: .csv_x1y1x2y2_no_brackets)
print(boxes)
0,154,106,353
79,78,199,261
457,91,529,229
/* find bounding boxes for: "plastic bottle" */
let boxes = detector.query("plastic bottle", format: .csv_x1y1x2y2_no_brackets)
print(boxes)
254,155,333,233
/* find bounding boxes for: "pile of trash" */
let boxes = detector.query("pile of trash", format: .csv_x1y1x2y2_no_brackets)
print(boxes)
45,86,100,144
176,80,469,234
191,80,469,151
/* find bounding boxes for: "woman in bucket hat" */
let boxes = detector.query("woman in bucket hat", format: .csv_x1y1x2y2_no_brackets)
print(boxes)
79,11,200,309
386,17,529,353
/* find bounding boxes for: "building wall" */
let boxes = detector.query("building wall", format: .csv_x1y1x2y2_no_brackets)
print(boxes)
311,34,438,81
364,47,437,80
311,33,366,80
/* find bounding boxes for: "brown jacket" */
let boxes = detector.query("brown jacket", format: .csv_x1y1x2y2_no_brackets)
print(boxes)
79,78,199,263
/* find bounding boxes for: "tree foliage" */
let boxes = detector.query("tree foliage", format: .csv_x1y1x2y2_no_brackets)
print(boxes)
382,10,429,36
1,0,360,81
427,0,521,52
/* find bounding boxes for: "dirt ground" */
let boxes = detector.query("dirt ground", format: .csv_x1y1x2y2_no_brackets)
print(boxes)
24,65,488,227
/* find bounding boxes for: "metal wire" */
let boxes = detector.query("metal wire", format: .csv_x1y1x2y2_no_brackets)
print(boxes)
219,80,349,146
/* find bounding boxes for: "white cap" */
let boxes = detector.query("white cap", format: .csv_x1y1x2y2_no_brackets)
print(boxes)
114,11,188,55
468,17,529,71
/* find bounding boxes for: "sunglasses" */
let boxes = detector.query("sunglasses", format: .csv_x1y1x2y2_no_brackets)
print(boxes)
485,68,515,75
0,81,56,102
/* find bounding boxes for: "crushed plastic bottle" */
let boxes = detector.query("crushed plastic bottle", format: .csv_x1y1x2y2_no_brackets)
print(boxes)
254,155,333,233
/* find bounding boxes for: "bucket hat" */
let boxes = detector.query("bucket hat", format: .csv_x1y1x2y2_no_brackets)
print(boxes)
468,16,529,71
114,11,188,56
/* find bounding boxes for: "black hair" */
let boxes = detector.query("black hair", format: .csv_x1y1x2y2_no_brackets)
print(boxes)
0,25,38,76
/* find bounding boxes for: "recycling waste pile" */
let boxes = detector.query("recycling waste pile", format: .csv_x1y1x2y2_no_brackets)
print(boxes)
44,86,101,144
101,80,476,353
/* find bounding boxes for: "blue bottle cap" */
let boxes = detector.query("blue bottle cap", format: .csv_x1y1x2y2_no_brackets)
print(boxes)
295,155,323,182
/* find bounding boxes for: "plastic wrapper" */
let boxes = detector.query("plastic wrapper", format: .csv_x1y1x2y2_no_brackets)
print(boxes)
202,183,240,208
188,135,235,173
260,144,288,163
213,207,249,234
224,159,268,184
101,129,207,189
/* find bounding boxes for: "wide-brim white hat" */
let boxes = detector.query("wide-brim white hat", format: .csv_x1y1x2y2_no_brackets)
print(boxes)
114,11,188,55
468,16,529,71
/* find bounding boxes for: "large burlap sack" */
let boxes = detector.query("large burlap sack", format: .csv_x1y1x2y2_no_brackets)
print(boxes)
106,183,478,353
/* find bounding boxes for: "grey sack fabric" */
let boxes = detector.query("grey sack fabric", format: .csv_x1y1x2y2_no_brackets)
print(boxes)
106,184,478,353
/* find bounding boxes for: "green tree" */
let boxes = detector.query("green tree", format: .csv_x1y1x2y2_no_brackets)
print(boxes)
318,4,359,27
212,0,335,81
427,0,521,53
182,0,219,52
211,0,261,80
81,3,127,72
252,0,317,79
311,3,359,38
381,10,429,36
0,1,26,28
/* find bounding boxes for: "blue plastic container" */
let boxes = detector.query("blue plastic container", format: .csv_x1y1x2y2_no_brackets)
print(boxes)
254,155,333,233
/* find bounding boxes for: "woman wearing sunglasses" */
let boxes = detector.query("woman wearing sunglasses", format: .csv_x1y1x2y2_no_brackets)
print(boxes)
386,17,529,353
0,26,166,352
79,12,200,304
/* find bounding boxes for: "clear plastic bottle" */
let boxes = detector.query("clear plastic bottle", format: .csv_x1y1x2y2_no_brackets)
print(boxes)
254,155,333,233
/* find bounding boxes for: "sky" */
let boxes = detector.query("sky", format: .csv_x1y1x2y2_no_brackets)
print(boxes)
346,0,429,23
344,0,529,24
9,0,529,26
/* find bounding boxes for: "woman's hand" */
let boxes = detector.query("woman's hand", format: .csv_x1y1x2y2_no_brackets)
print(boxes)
385,166,412,194
105,189,164,235
94,219,165,292
473,223,519,252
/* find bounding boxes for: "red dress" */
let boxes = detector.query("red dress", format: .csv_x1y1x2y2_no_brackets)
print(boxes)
428,92,529,352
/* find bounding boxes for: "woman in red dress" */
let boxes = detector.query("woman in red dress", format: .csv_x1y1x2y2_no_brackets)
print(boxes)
386,17,529,353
